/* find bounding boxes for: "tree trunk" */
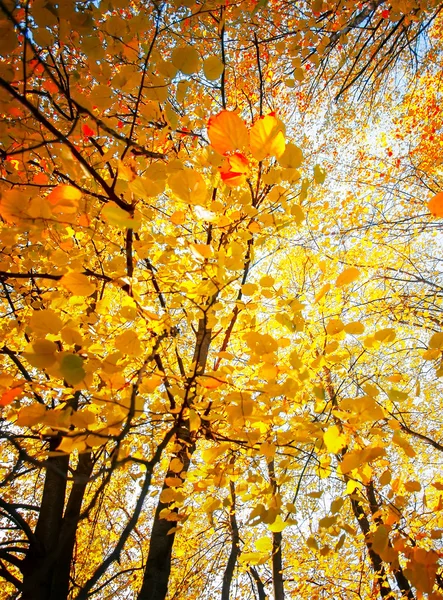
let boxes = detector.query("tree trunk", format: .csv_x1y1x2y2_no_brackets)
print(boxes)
21,438,69,600
366,481,414,600
249,567,267,600
50,451,94,600
138,422,195,600
138,317,212,600
268,460,285,600
221,480,240,600
350,494,392,599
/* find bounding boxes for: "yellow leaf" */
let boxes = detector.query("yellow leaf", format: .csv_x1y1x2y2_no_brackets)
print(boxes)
315,283,331,303
306,536,318,550
171,46,201,74
249,114,285,161
323,425,347,454
198,376,224,389
259,275,274,287
29,309,63,335
189,243,213,260
61,272,95,297
429,332,443,349
189,408,201,432
374,328,396,343
344,321,365,335
268,515,287,533
16,403,47,427
203,55,224,80
255,536,273,552
326,319,344,335
141,375,163,393
56,436,75,454
339,450,362,474
427,192,443,217
290,204,305,224
314,164,326,184
24,339,57,369
278,143,303,168
207,111,249,155
114,330,142,356
241,283,257,296
168,169,207,204
335,267,360,287
102,202,140,230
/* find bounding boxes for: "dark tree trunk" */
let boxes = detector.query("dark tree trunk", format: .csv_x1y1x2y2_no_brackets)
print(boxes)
21,438,69,600
138,317,212,600
50,451,94,599
221,480,240,600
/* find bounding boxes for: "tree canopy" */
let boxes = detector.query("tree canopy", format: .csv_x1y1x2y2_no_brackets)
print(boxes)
1,0,443,599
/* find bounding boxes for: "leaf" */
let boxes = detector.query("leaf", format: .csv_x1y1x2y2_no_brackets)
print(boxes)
102,202,140,230
171,46,201,74
374,328,396,343
61,272,96,297
255,536,272,552
24,339,57,368
429,332,443,349
326,319,344,335
16,403,47,427
60,354,86,385
168,169,207,204
47,184,82,205
207,111,249,155
29,310,63,335
268,515,287,533
203,56,224,80
0,385,24,406
249,114,285,161
344,321,365,335
314,164,326,184
115,330,142,356
335,268,360,287
323,425,347,454
427,192,443,217
220,153,249,187
278,143,303,168
170,458,184,473
241,283,257,296
315,283,331,303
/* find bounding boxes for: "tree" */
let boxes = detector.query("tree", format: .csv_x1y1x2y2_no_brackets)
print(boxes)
1,0,443,599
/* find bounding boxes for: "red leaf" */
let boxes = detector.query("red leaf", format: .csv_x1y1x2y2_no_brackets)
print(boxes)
82,124,95,137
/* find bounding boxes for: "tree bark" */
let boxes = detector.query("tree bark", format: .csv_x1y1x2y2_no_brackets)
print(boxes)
21,438,69,600
366,481,415,600
350,494,392,599
268,460,285,600
221,480,240,600
249,567,267,600
138,316,212,600
50,451,94,600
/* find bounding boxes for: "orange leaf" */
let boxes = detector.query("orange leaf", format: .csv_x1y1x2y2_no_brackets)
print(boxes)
48,185,82,206
0,385,24,406
220,152,249,187
427,192,443,217
207,111,249,155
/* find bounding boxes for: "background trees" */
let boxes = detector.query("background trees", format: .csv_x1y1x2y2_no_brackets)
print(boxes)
0,0,443,599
